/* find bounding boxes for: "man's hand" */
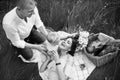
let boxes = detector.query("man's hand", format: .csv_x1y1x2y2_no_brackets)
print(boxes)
36,44,47,53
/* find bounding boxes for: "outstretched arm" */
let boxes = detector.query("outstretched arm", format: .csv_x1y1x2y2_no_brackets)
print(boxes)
52,51,66,80
39,54,51,72
57,31,78,40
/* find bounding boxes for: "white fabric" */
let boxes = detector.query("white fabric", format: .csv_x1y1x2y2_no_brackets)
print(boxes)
60,52,96,80
19,50,96,80
2,7,44,48
19,49,50,80
18,31,96,80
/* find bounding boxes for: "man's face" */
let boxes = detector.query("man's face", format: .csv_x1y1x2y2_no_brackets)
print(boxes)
20,0,36,18
21,8,35,18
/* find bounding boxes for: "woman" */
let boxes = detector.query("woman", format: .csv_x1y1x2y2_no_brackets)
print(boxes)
38,31,78,80
39,32,96,80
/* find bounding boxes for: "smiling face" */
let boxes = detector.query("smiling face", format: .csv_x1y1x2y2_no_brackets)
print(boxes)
17,0,36,18
21,7,35,18
59,38,73,51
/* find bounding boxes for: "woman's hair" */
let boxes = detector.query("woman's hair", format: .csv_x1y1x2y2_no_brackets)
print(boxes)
68,34,79,56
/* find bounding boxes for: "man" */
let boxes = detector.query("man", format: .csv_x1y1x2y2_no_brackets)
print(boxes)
2,0,48,60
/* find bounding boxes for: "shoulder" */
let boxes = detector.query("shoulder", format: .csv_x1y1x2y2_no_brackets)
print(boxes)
3,7,18,25
34,6,39,14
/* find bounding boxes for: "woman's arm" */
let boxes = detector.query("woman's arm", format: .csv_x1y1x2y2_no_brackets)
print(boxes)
56,63,66,80
57,31,77,40
52,51,66,80
39,54,51,72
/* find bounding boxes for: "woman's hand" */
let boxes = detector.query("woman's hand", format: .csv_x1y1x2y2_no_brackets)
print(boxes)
49,50,60,63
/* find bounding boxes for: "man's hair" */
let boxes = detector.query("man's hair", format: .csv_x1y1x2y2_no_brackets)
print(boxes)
17,0,37,9
68,34,79,56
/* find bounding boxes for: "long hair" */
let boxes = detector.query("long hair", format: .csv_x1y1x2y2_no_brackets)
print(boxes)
68,34,79,56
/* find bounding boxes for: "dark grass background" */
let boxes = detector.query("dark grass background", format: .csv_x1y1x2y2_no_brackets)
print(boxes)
0,0,120,80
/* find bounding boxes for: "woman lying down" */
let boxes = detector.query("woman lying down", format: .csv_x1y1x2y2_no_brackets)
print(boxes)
19,31,117,80
39,31,118,80
39,31,96,80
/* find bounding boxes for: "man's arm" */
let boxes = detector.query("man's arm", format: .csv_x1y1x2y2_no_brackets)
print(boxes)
34,7,48,37
37,26,48,37
3,24,46,52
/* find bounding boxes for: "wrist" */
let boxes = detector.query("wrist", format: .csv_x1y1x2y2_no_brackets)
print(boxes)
56,62,61,66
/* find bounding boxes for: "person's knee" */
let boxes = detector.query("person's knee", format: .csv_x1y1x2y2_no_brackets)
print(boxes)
30,28,46,44
20,47,33,60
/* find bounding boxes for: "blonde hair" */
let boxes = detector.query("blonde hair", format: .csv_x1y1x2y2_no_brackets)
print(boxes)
47,32,58,43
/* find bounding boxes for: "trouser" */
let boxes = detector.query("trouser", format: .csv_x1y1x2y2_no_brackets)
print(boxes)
0,25,43,80
14,26,46,60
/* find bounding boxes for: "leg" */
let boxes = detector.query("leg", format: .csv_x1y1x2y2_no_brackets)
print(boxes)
26,26,46,44
17,47,33,60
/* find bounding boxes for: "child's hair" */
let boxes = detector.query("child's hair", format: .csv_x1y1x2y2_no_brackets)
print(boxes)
47,32,57,43
68,34,79,56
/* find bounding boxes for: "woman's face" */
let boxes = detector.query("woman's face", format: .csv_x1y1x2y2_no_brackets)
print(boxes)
59,38,73,51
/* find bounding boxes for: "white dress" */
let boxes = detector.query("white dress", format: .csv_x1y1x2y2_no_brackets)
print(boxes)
60,52,96,80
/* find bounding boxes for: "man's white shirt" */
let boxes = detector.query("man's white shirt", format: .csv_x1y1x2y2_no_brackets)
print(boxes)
3,7,45,48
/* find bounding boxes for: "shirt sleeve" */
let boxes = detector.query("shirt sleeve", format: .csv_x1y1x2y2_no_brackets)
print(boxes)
34,7,44,28
3,24,26,48
34,7,48,36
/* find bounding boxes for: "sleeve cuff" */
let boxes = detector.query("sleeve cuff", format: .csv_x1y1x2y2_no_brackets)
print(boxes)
12,40,26,48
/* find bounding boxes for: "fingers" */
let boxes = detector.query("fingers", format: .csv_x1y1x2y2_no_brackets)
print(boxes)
48,50,60,61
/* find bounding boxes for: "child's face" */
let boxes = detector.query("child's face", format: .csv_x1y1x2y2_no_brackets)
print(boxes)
47,32,60,45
